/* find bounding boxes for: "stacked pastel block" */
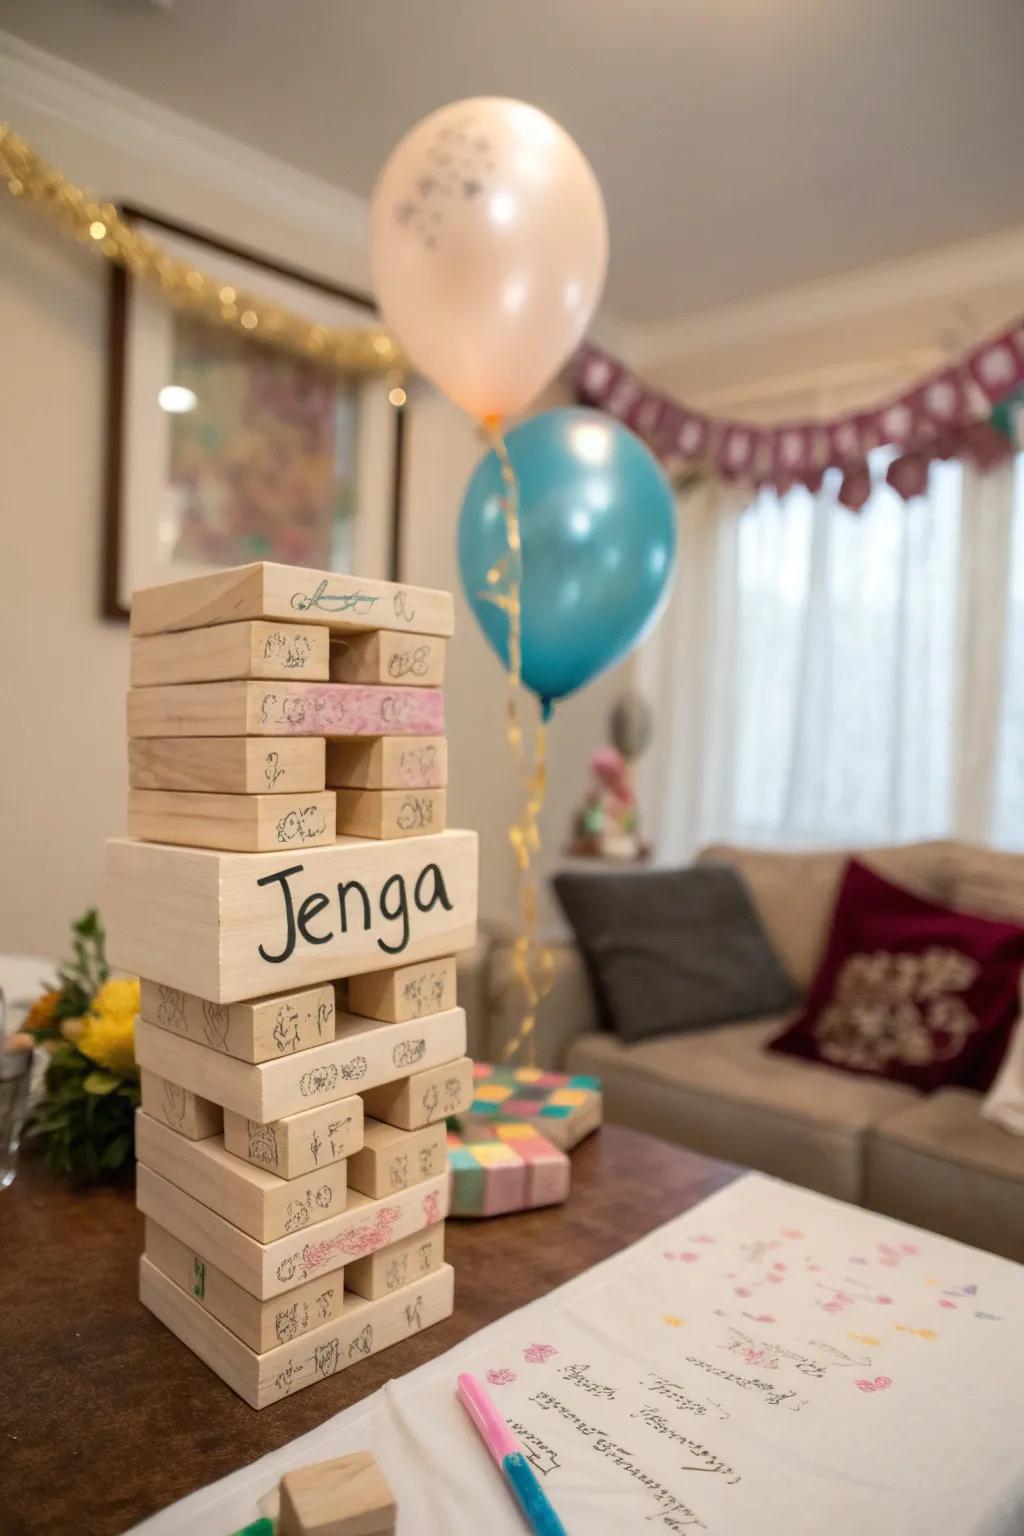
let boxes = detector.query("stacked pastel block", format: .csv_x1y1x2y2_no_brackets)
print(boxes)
106,561,479,1409
467,1063,603,1150
447,1123,570,1217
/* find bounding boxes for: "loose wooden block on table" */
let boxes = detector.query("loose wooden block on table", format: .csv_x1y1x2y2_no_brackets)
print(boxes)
279,1450,397,1536
335,787,445,841
126,681,444,740
347,954,456,1025
136,1163,448,1298
360,1055,472,1131
136,1111,350,1244
106,828,478,1002
139,1068,223,1141
130,561,454,640
139,1255,455,1409
129,737,326,796
344,1222,445,1301
130,620,329,687
346,1119,447,1200
447,1137,528,1218
223,1097,364,1181
144,1219,346,1354
127,789,336,853
329,628,445,689
135,1007,467,1122
140,977,336,1064
325,736,446,791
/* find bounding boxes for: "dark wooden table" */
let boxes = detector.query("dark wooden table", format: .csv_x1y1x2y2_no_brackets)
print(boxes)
0,1127,737,1535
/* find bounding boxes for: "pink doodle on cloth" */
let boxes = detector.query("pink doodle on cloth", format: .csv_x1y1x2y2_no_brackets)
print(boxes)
523,1343,557,1363
487,1368,516,1386
855,1376,893,1393
302,1206,400,1270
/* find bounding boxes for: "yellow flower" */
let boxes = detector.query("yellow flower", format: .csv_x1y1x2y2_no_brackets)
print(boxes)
24,989,60,1034
77,977,140,1079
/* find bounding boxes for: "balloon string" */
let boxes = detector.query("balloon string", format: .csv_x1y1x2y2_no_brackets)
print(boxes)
480,418,555,1069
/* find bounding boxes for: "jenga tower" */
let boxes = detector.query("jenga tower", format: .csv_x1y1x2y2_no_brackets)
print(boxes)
105,561,478,1409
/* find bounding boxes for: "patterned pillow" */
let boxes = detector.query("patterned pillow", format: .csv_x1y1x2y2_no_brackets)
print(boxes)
768,858,1024,1090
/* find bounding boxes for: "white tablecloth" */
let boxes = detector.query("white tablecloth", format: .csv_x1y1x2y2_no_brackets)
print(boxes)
128,1172,1024,1536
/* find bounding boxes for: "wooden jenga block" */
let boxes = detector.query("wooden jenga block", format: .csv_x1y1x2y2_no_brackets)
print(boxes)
140,1068,223,1140
140,978,336,1064
344,1224,445,1301
335,788,445,841
130,620,330,687
105,830,478,1001
144,1219,346,1353
136,1163,447,1298
126,681,445,740
279,1451,397,1536
127,789,336,853
129,737,326,796
346,1120,447,1200
447,1124,570,1216
134,1008,467,1121
136,1111,349,1243
348,954,456,1025
360,1056,473,1130
130,561,454,640
329,629,445,689
325,736,447,791
139,1256,455,1409
491,1123,572,1207
223,1098,364,1180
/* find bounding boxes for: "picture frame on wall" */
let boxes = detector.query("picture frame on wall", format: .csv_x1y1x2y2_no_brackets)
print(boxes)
102,207,405,620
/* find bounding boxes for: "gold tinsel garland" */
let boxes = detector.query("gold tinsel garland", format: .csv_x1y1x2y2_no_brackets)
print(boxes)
0,123,405,378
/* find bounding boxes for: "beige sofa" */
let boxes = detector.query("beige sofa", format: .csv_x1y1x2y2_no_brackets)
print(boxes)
485,841,1024,1260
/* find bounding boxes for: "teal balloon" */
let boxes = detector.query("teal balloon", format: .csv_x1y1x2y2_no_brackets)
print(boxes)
458,408,676,712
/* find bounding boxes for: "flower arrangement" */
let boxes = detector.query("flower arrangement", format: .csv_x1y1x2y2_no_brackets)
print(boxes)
24,910,140,1180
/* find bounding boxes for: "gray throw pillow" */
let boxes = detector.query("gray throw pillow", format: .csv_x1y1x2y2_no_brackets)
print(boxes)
553,863,800,1044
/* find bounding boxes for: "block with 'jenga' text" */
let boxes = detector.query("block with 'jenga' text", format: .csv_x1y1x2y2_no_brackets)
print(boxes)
344,1223,445,1302
360,1055,473,1131
346,1119,447,1200
222,1097,364,1181
140,978,336,1064
347,954,456,1025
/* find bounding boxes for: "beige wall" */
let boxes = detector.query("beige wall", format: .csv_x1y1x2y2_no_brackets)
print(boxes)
0,100,628,961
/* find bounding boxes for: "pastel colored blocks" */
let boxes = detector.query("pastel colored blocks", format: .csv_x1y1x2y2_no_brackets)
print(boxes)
139,1068,223,1141
344,1223,445,1301
347,954,456,1024
325,736,447,791
346,1119,447,1200
127,789,336,853
335,787,446,841
279,1451,397,1536
136,1110,349,1243
126,681,445,740
106,829,478,1002
144,1219,346,1354
223,1097,364,1181
130,561,454,640
468,1062,603,1150
360,1055,473,1131
139,1255,455,1409
130,619,329,687
129,737,326,795
140,978,336,1064
447,1123,570,1217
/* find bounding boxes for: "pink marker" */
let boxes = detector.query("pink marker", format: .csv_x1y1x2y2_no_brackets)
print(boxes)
456,1373,567,1536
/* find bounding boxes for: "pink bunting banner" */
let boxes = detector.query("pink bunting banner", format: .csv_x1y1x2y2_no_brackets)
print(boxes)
574,319,1024,510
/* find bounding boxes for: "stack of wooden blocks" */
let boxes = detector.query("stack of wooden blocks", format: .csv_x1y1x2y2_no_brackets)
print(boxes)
104,561,479,1410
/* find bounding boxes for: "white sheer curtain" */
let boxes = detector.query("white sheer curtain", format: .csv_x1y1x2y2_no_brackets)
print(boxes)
639,452,1024,859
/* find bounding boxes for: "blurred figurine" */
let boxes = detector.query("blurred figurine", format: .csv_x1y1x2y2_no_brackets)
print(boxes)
569,692,653,861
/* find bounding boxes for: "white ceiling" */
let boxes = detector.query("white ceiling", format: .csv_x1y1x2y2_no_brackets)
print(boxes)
4,0,1023,326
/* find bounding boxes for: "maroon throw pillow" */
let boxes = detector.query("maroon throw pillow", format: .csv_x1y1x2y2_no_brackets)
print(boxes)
768,858,1024,1091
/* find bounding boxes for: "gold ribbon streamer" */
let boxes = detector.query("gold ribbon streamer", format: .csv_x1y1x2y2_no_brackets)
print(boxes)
0,123,404,378
480,420,555,1067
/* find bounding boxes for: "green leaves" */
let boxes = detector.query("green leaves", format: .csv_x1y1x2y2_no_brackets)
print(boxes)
52,908,110,1024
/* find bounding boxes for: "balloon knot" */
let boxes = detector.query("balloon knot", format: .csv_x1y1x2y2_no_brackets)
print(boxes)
541,696,554,723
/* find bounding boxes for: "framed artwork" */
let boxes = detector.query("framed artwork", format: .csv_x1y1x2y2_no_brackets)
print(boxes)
102,207,405,619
